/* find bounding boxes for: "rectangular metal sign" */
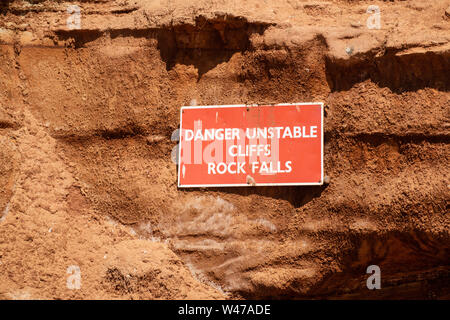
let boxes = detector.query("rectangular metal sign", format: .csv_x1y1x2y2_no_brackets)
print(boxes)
178,103,323,187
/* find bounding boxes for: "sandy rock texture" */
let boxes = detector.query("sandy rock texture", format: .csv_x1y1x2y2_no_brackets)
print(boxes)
0,0,449,299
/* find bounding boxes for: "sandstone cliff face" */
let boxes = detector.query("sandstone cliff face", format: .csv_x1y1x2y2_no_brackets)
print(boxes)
0,0,449,299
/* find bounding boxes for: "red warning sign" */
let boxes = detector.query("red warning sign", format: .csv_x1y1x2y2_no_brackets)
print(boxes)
178,103,323,187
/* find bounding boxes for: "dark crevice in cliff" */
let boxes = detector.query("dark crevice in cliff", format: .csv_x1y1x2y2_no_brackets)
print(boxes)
51,125,147,141
325,50,450,93
343,132,450,145
157,16,271,79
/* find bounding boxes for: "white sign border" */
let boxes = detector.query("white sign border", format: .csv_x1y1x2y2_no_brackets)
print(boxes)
177,102,324,188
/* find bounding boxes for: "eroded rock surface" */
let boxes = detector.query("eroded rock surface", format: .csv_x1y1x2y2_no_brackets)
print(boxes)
0,0,449,299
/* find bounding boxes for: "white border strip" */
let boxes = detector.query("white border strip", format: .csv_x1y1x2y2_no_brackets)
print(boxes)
177,102,324,188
